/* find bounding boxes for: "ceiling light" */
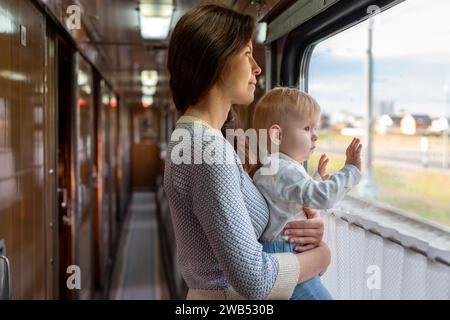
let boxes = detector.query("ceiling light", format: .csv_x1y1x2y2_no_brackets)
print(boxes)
140,3,173,16
141,70,158,86
0,70,27,82
102,94,109,105
77,70,89,86
142,95,154,106
142,85,156,96
256,22,267,43
139,4,173,40
110,97,118,108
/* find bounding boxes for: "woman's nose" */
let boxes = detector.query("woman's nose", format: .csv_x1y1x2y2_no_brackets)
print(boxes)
252,57,262,75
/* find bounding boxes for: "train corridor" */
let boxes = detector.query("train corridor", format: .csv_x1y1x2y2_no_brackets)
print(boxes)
1,0,450,302
109,192,167,300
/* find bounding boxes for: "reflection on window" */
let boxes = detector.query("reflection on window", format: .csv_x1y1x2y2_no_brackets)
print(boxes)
307,0,450,226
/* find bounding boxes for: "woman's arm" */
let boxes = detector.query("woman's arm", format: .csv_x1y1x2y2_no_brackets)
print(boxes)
191,157,299,300
296,242,331,282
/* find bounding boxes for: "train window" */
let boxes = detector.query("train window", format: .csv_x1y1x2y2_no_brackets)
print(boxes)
307,0,450,227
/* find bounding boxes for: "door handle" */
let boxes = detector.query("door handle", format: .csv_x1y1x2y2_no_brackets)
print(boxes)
92,165,98,183
57,187,68,208
58,188,72,226
0,255,11,300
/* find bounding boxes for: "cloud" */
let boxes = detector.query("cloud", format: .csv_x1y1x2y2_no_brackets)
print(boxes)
308,0,450,118
314,0,450,59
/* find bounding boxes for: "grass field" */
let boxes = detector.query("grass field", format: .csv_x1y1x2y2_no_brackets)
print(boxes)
307,152,450,227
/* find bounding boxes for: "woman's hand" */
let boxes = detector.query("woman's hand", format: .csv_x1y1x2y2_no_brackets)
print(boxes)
283,208,324,252
296,241,331,283
317,241,331,276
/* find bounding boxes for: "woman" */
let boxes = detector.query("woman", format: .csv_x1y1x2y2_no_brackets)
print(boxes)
164,4,330,300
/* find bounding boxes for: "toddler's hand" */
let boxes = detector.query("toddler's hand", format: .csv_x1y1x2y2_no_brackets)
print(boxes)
345,138,362,171
318,154,330,180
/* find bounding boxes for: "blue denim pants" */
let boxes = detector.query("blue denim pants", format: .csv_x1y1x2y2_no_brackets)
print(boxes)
261,241,333,300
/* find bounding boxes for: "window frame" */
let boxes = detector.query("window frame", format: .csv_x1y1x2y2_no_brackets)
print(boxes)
277,0,450,260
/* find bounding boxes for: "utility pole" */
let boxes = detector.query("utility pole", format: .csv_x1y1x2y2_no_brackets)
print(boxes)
444,85,449,169
359,18,379,198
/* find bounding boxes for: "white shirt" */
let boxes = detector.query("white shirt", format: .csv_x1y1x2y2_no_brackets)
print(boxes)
253,152,362,242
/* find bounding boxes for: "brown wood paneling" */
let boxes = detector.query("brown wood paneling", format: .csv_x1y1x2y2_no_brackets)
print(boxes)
75,54,94,300
43,24,58,299
108,95,118,241
92,79,112,296
0,0,47,299
102,87,115,259
0,1,15,300
131,143,160,189
131,108,160,190
92,75,102,296
56,33,75,300
117,102,131,219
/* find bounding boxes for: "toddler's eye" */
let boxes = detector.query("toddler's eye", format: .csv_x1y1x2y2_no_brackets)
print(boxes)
304,126,310,131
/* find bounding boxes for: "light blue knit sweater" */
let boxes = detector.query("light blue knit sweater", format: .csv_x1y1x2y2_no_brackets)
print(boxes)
163,117,299,300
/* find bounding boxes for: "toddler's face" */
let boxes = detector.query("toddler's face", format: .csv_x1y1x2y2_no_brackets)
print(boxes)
280,116,319,163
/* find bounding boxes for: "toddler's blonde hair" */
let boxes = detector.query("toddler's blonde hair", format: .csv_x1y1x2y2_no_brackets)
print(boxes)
252,87,321,131
246,87,321,176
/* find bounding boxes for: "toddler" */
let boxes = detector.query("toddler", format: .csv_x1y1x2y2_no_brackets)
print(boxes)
252,87,362,300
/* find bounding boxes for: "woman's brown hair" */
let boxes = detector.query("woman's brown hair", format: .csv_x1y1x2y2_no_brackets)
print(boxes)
167,4,255,113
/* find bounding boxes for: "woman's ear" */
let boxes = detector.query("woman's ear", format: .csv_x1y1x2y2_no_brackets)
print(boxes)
268,124,282,145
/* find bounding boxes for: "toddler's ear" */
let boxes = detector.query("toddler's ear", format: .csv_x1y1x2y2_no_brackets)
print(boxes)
268,124,282,145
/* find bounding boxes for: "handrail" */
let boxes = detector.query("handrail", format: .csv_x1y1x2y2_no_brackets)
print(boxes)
0,255,11,300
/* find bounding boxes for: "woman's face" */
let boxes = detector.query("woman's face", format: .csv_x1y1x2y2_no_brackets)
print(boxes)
220,41,262,105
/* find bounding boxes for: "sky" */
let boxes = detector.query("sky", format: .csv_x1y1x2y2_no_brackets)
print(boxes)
308,0,450,120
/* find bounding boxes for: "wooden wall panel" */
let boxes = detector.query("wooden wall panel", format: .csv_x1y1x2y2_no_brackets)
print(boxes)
93,80,111,295
117,103,131,219
108,97,118,241
0,0,133,299
102,88,115,259
131,108,160,190
44,26,58,299
75,55,94,299
0,1,15,290
0,0,47,299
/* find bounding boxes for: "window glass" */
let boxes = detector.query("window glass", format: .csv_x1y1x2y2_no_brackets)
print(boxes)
307,0,450,226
